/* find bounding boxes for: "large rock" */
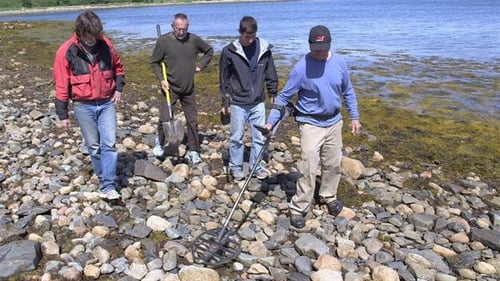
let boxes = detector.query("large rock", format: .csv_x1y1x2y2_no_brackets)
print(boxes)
134,159,169,182
471,228,500,250
341,157,365,179
0,240,42,278
294,234,329,258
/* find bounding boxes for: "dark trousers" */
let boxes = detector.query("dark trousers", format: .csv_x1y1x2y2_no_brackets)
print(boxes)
158,89,200,152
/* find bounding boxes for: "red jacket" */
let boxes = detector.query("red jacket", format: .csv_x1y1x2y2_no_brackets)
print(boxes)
53,33,125,120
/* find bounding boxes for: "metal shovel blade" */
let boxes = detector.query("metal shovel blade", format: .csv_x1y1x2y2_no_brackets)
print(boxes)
162,120,184,146
191,227,241,266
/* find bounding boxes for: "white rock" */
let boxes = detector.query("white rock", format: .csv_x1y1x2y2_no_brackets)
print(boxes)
311,269,343,281
147,215,172,232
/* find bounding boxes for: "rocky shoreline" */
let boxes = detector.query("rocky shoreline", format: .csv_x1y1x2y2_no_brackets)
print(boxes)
0,22,499,281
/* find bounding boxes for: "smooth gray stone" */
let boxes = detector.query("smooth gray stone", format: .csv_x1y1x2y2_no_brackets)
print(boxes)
269,267,288,281
0,223,26,240
134,159,169,182
408,213,436,231
287,272,310,281
294,234,329,258
94,213,119,228
442,182,465,194
375,251,395,264
399,249,450,274
15,205,51,217
125,224,152,239
0,240,42,278
446,250,481,270
471,228,500,250
294,255,312,274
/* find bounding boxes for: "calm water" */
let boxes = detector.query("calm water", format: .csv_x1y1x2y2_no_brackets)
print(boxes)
1,0,499,62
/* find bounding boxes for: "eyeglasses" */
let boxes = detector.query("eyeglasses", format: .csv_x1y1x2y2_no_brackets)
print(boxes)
172,26,188,32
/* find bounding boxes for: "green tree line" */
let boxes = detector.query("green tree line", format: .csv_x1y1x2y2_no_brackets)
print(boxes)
0,1,203,10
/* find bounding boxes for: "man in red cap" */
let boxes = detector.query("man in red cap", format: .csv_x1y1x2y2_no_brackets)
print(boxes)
265,25,362,229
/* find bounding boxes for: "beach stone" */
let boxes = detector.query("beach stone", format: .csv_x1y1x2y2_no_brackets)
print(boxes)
142,269,166,281
341,157,365,179
83,264,100,278
248,241,270,258
310,269,342,281
92,246,110,264
434,273,457,281
313,254,342,271
408,213,436,231
363,238,384,255
432,244,456,257
470,228,500,250
294,255,312,274
138,124,156,134
294,234,329,258
375,251,394,264
405,252,435,280
458,268,477,279
162,251,177,271
0,240,42,278
111,257,129,274
146,215,172,232
134,160,168,182
473,261,497,274
125,262,148,279
179,265,220,281
58,265,82,281
372,265,399,281
41,241,59,256
449,232,469,243
100,263,114,274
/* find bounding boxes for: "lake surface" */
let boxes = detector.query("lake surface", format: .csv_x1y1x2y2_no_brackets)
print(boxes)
1,0,499,62
1,0,499,118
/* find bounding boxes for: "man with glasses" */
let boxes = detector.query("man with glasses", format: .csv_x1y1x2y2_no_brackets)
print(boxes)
151,13,213,165
219,16,278,181
53,11,125,200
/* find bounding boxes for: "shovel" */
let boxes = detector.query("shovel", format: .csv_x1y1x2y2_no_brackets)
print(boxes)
156,24,184,147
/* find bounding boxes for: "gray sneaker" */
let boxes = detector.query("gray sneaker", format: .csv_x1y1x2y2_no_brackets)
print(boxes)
186,150,202,166
232,170,245,182
99,189,121,200
254,168,270,180
153,137,164,157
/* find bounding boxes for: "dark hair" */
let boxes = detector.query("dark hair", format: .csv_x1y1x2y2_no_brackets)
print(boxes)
74,11,103,37
239,16,257,33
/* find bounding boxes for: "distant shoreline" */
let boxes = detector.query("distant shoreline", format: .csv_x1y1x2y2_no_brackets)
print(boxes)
0,0,285,16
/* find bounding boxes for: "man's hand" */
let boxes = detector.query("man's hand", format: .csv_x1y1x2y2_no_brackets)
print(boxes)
350,120,362,135
60,119,71,131
161,80,169,92
221,107,230,115
195,66,201,72
111,90,122,104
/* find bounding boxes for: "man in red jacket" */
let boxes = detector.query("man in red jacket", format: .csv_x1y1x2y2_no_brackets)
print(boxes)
53,11,125,200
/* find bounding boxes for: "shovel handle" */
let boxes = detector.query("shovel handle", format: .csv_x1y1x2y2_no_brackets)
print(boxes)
156,24,173,115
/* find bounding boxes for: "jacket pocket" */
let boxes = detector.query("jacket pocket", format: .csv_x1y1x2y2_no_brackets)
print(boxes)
100,70,116,96
70,74,92,99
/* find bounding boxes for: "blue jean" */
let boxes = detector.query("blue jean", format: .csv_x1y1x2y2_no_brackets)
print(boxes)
74,99,117,193
229,102,266,174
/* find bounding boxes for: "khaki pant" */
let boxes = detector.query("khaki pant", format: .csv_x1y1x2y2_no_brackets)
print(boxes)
290,120,343,215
